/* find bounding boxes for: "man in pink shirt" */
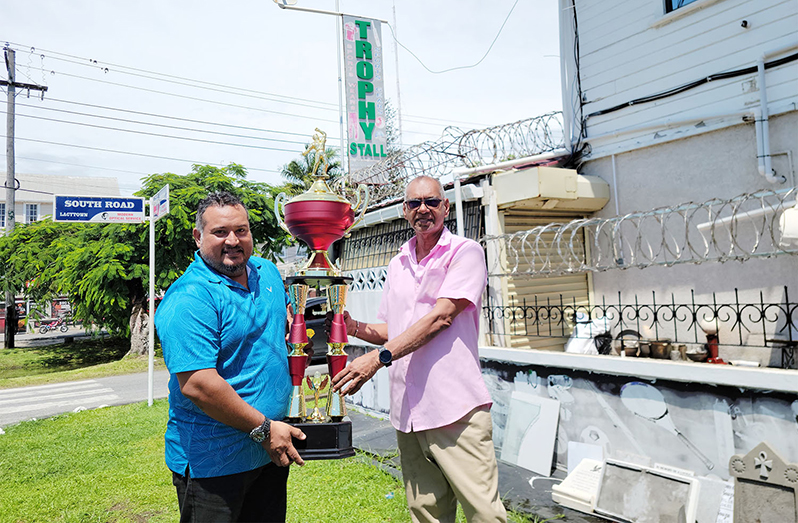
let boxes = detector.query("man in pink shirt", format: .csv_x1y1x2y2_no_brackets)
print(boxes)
332,176,507,523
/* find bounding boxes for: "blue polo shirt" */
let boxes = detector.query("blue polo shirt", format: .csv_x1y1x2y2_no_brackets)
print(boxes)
154,252,291,478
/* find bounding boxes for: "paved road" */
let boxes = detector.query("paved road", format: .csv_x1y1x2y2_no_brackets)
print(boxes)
0,370,170,429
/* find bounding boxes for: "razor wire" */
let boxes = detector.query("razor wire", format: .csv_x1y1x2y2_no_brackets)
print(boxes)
480,188,798,277
346,112,565,204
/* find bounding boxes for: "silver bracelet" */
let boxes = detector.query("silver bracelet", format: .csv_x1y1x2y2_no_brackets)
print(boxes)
353,320,360,338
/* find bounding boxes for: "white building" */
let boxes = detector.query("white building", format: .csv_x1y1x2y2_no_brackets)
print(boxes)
334,0,798,517
1,173,120,231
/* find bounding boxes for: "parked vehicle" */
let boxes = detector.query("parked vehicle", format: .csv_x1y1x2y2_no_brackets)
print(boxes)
39,317,69,334
304,296,329,363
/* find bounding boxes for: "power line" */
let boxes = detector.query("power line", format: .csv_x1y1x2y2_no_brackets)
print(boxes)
2,134,284,174
42,97,319,138
13,154,152,176
16,102,316,145
10,42,493,130
50,69,340,124
8,42,340,109
385,0,520,75
13,112,312,153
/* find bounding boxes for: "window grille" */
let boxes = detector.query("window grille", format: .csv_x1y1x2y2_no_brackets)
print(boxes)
339,200,483,271
25,204,38,224
0,203,5,228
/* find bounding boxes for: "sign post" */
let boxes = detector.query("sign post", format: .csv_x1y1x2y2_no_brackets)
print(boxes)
148,185,169,406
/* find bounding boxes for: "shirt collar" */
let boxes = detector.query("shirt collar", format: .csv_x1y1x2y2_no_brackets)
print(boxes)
400,227,453,263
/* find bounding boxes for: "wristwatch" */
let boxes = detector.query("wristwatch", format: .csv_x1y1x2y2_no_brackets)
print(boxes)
378,347,393,367
249,417,271,443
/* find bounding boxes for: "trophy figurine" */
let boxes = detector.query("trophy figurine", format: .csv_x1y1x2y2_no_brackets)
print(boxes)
275,128,367,460
306,372,329,423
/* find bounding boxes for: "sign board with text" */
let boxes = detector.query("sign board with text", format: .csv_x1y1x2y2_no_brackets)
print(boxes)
53,195,146,223
343,15,387,175
152,184,170,222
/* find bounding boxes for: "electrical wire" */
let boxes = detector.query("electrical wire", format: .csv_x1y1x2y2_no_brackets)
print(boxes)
9,42,494,131
1,134,283,174
586,52,798,119
49,70,340,124
15,102,318,146
14,155,154,176
384,0,520,75
8,42,339,109
13,112,311,153
40,97,317,138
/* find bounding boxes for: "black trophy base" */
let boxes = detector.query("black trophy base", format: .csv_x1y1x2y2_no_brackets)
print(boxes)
289,420,355,460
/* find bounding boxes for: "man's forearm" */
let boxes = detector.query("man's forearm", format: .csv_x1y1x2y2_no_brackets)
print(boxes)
177,369,264,432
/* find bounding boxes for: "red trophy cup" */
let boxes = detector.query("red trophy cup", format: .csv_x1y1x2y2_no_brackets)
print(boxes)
275,129,368,459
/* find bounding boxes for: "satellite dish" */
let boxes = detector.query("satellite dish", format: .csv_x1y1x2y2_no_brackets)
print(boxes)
273,0,298,5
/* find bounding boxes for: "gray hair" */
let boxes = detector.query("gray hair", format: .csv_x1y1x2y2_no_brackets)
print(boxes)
404,176,445,201
195,191,248,231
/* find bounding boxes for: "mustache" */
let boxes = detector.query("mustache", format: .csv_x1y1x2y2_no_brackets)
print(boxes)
222,247,244,254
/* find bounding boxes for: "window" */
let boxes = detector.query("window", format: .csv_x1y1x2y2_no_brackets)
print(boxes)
665,0,700,13
25,204,38,224
0,203,4,228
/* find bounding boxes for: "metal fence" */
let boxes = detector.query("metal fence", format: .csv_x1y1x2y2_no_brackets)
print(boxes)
340,200,483,271
483,286,797,363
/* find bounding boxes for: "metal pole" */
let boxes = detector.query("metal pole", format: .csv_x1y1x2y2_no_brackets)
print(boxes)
392,1,403,147
147,198,155,406
335,0,346,173
5,48,16,314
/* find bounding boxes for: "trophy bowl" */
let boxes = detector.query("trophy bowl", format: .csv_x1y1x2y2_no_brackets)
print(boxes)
283,199,355,253
275,177,368,276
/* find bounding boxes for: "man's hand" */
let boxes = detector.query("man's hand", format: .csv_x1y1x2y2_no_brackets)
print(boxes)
264,420,306,467
331,350,382,396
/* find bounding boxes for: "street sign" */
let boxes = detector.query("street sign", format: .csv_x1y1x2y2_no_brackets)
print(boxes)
152,184,170,222
53,195,146,223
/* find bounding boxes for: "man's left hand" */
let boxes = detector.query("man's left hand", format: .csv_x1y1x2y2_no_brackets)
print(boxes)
264,421,306,467
331,350,382,396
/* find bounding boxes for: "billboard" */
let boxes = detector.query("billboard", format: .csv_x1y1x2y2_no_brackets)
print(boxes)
53,195,145,223
343,15,388,174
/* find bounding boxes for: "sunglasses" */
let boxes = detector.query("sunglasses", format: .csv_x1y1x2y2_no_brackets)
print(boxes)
404,198,442,210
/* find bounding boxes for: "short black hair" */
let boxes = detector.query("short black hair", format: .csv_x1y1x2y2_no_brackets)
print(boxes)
195,191,248,231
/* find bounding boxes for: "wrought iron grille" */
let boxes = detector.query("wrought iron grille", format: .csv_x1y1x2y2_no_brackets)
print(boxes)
484,286,797,356
339,200,484,271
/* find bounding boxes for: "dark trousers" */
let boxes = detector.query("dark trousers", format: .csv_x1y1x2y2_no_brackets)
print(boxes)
172,463,290,523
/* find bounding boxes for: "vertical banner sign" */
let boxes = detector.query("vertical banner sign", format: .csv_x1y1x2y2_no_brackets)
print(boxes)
152,184,170,222
343,16,387,174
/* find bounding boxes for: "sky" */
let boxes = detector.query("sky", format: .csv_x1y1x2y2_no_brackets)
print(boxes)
1,0,562,196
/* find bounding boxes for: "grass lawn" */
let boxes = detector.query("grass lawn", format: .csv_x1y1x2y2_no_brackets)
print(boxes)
0,338,550,522
0,399,413,523
0,337,166,389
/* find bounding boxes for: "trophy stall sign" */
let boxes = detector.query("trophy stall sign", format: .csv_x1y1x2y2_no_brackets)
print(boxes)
53,195,145,223
343,15,388,173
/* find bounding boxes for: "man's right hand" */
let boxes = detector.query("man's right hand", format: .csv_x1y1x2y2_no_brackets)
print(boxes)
264,421,306,467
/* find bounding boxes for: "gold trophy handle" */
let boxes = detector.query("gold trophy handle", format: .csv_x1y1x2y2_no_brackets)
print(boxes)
343,184,369,237
274,192,291,235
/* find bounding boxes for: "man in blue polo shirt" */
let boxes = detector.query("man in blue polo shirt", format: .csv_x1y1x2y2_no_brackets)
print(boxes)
154,191,306,522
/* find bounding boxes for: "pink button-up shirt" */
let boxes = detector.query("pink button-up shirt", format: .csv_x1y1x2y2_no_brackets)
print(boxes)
377,227,492,432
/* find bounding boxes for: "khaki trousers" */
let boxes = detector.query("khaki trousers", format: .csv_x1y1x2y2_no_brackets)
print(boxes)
396,405,507,523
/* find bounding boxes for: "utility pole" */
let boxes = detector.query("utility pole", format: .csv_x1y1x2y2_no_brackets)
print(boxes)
2,47,47,348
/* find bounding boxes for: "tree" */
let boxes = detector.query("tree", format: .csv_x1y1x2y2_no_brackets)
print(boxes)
279,146,342,195
0,164,290,356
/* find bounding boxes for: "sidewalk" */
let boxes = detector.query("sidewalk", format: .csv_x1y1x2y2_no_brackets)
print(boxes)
348,408,604,522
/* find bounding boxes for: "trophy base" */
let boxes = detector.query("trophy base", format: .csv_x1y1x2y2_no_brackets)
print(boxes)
286,275,353,288
289,420,355,460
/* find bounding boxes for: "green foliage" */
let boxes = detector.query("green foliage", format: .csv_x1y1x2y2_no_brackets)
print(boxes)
0,164,289,337
280,146,342,195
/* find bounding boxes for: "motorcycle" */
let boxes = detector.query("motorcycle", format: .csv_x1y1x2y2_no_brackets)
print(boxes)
39,317,69,334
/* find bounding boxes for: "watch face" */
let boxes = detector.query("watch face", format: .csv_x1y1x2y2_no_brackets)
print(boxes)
379,349,392,365
251,431,265,443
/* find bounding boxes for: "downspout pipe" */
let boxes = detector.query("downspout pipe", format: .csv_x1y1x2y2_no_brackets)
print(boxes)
756,42,797,184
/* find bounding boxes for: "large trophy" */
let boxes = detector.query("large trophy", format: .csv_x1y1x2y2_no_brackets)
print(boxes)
275,128,368,460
